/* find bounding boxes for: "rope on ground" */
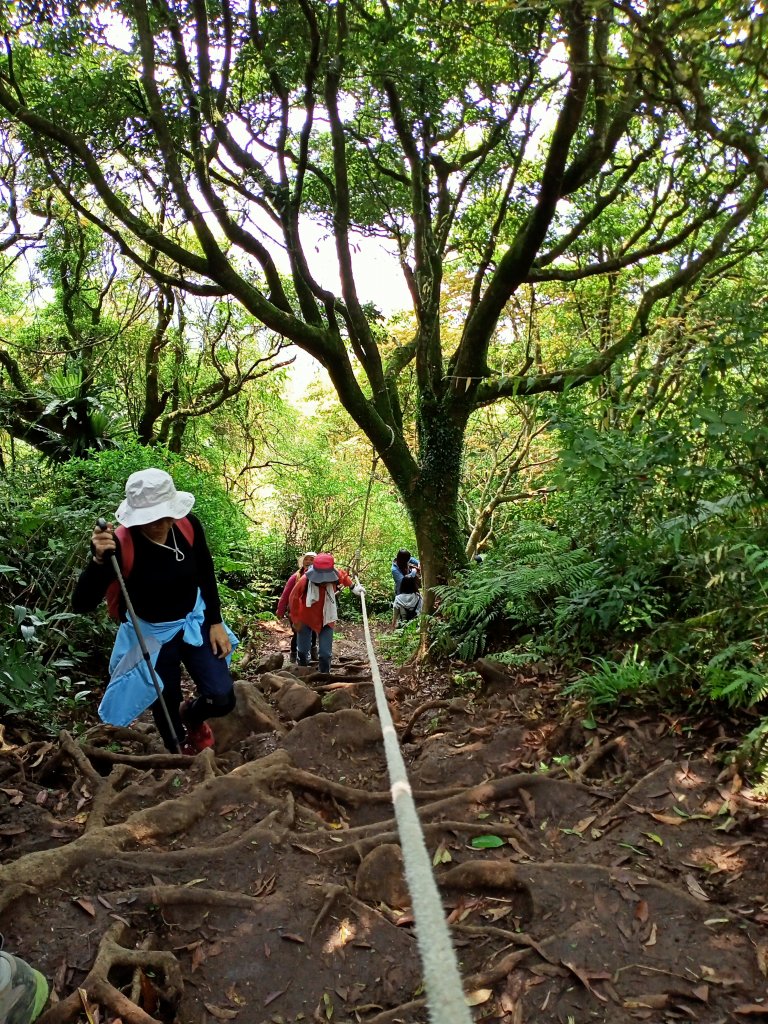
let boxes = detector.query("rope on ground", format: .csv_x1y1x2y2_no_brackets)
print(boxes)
357,590,473,1024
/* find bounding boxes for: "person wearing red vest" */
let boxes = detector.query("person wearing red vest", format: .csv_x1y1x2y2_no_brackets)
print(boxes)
73,468,236,754
288,553,364,673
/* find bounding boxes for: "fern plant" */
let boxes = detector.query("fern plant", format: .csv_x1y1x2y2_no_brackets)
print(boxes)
564,647,659,708
699,640,768,708
430,524,600,660
737,718,768,795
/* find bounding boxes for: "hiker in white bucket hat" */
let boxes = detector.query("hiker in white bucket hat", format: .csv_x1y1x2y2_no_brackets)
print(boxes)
73,469,237,755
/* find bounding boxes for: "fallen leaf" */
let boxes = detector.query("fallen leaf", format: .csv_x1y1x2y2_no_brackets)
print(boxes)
685,874,710,902
35,790,48,806
432,840,452,865
649,812,684,826
465,988,493,1006
203,1003,239,1020
623,993,669,1009
733,1005,768,1015
281,933,305,944
191,945,206,972
642,832,663,846
74,898,96,917
0,788,23,805
634,900,649,924
572,814,597,834
263,989,287,1007
644,922,657,947
226,985,246,1007
470,835,505,849
484,906,512,922
562,962,609,1001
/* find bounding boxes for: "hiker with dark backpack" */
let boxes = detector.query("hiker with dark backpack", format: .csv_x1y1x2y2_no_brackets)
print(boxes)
392,573,422,628
73,468,237,755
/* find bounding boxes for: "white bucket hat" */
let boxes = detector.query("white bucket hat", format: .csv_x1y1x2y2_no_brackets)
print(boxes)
115,468,195,527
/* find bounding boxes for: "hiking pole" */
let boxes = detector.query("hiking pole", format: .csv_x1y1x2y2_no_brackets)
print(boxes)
96,518,182,754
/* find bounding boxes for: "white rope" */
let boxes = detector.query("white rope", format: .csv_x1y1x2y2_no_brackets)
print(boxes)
357,589,473,1024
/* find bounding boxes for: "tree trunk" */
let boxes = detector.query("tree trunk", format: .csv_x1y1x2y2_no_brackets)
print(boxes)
401,399,469,609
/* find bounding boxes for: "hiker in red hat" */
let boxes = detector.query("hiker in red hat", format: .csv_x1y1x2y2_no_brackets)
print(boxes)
288,553,364,672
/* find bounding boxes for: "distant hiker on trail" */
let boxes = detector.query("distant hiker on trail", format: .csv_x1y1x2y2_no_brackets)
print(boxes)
288,552,364,673
391,548,419,595
73,468,237,756
276,551,318,664
392,573,422,628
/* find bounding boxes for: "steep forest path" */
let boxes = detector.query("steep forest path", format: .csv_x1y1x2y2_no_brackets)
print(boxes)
1,620,767,1024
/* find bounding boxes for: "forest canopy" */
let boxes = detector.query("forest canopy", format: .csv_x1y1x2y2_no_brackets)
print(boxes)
0,0,767,770
0,0,766,592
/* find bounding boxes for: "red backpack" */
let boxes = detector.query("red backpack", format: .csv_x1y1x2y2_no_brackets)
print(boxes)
105,517,195,620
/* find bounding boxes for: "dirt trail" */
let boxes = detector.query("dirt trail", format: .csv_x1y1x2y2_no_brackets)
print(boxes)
1,619,767,1024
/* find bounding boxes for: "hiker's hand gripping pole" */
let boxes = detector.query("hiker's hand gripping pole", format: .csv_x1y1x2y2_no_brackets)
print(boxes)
96,518,182,754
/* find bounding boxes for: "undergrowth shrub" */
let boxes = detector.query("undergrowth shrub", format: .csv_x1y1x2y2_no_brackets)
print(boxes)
376,618,420,665
563,647,660,709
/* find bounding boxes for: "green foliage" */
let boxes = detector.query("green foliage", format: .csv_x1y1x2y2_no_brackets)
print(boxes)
737,719,768,794
0,444,261,729
564,649,660,709
376,618,420,666
430,524,598,661
0,639,92,732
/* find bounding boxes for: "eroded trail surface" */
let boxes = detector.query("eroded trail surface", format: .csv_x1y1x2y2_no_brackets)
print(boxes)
1,620,767,1024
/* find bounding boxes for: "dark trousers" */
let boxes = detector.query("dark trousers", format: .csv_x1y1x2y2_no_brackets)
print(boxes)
150,627,235,752
290,628,318,660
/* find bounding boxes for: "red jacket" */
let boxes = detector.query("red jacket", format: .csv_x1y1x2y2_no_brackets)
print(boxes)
289,569,354,633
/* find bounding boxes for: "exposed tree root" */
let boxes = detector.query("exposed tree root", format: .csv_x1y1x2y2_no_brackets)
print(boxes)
79,745,198,768
400,699,456,742
594,759,683,828
441,858,721,913
110,817,285,871
573,736,622,780
37,921,182,1024
317,771,595,852
361,950,533,1024
453,924,559,965
60,731,103,790
105,884,266,909
0,750,292,915
314,681,375,691
83,724,155,749
86,763,134,831
324,819,530,863
310,883,347,939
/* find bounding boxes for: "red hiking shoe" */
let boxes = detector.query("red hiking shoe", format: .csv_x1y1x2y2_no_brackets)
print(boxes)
180,700,215,754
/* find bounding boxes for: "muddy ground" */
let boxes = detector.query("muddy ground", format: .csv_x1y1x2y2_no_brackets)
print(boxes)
1,618,767,1024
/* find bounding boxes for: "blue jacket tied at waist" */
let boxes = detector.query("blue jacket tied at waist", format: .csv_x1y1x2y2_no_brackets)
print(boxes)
98,591,238,727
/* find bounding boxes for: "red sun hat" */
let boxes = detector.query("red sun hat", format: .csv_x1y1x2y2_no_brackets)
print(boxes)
313,553,334,570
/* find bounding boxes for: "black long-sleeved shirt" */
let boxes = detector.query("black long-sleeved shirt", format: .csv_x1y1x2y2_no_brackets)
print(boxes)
72,513,223,624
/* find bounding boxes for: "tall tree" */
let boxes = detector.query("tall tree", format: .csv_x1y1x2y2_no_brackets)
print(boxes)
1,0,766,592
